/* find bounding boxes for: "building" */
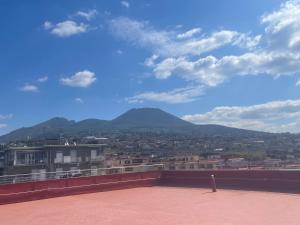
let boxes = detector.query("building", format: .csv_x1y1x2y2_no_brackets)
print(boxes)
3,144,107,177
226,158,248,168
105,155,151,169
263,159,283,168
165,159,224,170
0,148,4,175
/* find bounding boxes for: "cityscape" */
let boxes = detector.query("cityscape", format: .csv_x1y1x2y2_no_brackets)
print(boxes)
2,1,300,225
1,108,300,181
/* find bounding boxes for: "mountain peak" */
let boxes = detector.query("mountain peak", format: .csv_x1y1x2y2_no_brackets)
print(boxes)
40,117,74,127
112,107,193,128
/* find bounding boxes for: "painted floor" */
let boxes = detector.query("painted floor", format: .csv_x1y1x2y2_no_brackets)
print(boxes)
1,186,300,225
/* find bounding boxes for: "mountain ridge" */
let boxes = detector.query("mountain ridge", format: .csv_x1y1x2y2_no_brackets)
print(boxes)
0,108,268,143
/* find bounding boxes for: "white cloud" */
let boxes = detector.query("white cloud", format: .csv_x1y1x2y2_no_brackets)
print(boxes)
175,30,247,56
76,9,97,21
60,70,96,88
44,20,89,37
232,33,261,49
109,17,170,55
44,21,52,29
148,0,300,88
153,56,225,86
0,114,13,120
112,1,300,104
75,98,84,103
20,84,39,92
177,28,201,39
144,54,159,67
153,52,300,87
121,1,130,8
127,85,204,104
110,17,259,103
261,0,300,50
182,99,300,133
37,76,48,83
109,17,258,57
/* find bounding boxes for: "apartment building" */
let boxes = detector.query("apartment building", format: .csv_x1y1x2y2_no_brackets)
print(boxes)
3,144,106,176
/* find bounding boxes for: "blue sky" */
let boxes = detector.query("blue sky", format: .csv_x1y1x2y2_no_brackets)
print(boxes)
3,0,300,134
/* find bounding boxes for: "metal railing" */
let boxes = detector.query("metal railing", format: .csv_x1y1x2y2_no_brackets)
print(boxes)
0,164,164,185
1,161,298,186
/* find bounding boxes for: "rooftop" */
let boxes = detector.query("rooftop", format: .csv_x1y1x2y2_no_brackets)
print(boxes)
6,144,107,150
1,186,300,225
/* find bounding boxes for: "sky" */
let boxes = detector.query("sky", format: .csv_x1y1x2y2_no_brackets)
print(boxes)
3,0,300,134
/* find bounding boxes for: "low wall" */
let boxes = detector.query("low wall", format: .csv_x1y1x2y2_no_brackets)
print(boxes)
0,171,161,205
160,170,300,193
1,170,300,205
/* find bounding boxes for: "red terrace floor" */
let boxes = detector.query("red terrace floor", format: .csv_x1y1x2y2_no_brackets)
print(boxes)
1,186,300,225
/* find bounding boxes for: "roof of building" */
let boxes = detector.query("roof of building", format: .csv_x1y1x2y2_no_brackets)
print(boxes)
1,186,300,225
7,144,107,151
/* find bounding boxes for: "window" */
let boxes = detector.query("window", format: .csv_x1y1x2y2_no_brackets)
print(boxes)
91,150,97,161
15,151,46,165
55,152,63,163
70,150,77,163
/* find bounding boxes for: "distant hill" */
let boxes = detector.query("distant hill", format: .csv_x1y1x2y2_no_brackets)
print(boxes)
0,108,268,143
0,117,75,143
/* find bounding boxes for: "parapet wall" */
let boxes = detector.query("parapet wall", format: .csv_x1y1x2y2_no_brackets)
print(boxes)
160,170,300,192
0,171,161,205
1,170,300,205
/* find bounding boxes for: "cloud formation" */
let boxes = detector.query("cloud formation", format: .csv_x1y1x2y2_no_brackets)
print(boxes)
37,76,48,83
182,99,300,133
150,0,300,87
177,28,201,39
44,20,89,37
76,9,97,21
153,52,300,87
127,85,204,104
20,84,39,92
121,1,130,8
261,0,300,50
109,17,259,57
60,70,96,88
75,97,84,103
111,1,300,104
0,114,13,120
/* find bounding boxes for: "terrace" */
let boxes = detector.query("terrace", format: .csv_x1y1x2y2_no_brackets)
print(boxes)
2,187,300,225
1,165,300,225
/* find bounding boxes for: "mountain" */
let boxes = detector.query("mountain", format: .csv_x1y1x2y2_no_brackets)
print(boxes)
111,108,193,128
0,118,75,143
0,108,267,143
